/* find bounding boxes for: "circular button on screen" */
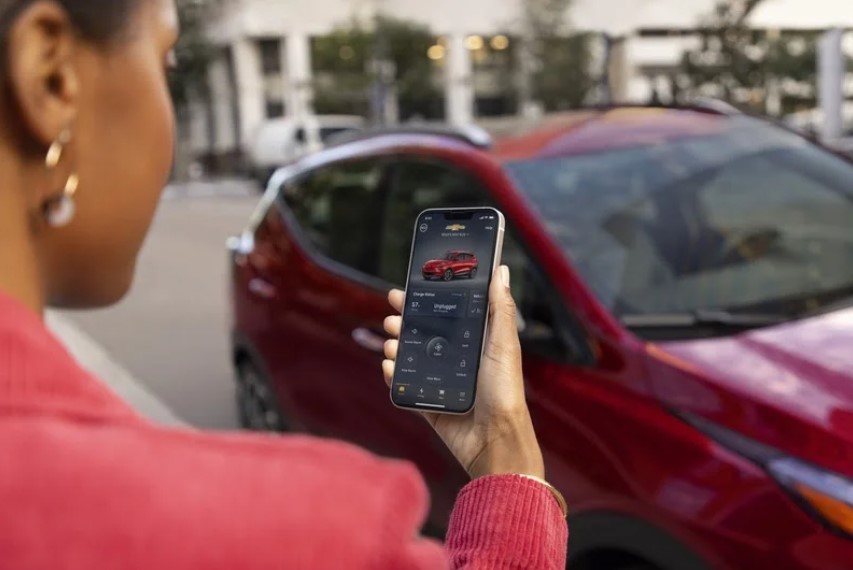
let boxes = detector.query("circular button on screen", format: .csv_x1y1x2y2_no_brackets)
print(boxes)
426,337,449,358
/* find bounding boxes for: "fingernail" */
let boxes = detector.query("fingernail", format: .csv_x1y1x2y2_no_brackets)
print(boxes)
500,266,511,288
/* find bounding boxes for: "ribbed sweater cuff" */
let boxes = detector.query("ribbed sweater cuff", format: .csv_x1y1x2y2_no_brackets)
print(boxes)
446,474,568,569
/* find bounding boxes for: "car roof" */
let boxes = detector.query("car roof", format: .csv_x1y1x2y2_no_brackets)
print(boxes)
277,105,741,185
490,106,732,163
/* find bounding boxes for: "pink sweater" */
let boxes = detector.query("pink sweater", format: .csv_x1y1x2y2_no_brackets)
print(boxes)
0,293,567,569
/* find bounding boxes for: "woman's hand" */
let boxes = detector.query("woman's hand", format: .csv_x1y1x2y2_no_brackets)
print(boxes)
382,266,545,480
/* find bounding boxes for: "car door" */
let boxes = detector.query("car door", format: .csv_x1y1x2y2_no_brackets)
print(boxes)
261,158,396,446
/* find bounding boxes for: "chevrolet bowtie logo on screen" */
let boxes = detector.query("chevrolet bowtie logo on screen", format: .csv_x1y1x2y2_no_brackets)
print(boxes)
446,224,467,231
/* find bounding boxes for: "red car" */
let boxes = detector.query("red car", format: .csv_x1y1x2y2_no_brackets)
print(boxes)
229,107,853,570
422,250,479,281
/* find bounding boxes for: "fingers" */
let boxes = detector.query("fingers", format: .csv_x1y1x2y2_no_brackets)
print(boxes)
381,360,394,388
384,339,398,361
384,290,404,392
486,265,522,358
384,315,402,338
388,289,405,314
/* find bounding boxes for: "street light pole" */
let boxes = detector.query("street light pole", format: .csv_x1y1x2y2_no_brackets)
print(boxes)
819,28,845,141
368,0,397,126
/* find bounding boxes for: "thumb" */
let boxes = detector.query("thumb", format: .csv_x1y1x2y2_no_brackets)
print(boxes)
485,266,521,357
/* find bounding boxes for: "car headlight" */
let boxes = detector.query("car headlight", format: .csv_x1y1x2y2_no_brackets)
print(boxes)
769,457,853,537
680,412,853,538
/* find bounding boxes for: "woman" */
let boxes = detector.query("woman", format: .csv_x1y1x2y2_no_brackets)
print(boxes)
0,1,568,568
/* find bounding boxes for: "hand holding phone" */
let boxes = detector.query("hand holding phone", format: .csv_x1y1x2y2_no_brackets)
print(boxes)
382,265,545,480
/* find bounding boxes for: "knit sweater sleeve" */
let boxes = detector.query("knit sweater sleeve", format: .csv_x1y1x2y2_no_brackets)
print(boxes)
444,475,568,569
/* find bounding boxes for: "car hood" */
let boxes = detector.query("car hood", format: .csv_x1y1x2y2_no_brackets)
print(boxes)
424,260,449,269
648,307,853,477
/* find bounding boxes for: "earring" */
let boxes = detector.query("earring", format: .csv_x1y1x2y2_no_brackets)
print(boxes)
43,128,79,228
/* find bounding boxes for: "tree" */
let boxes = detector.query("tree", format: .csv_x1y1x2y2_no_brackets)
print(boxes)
312,16,442,121
169,0,223,107
679,0,819,114
536,33,595,110
169,0,224,180
518,0,593,112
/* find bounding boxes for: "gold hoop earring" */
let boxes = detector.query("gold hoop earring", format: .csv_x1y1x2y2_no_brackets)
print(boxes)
43,128,79,228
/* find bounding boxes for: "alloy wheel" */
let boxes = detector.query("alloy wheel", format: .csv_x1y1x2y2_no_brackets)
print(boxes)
237,360,286,432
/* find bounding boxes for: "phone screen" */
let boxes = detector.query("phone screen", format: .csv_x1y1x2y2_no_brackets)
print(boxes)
391,208,503,414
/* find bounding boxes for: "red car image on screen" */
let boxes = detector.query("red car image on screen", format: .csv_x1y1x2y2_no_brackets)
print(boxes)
422,251,479,281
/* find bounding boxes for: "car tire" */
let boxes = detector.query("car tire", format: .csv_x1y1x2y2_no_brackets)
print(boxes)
469,267,478,279
443,269,453,281
236,358,288,432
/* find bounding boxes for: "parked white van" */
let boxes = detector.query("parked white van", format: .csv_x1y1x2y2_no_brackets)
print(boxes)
249,115,365,185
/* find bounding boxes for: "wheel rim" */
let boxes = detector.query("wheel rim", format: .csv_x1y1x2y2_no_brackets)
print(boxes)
470,268,477,278
238,364,282,431
444,270,453,281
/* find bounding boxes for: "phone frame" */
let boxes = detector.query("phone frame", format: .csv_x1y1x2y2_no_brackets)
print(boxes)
390,207,506,415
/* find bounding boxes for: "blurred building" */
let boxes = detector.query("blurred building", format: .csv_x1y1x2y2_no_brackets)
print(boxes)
187,0,853,171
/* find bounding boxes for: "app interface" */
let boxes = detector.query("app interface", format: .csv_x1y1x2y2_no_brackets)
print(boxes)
393,210,500,412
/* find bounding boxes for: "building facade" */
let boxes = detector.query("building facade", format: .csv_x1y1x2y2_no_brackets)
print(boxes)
187,0,853,168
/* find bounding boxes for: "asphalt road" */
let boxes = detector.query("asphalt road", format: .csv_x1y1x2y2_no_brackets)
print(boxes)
62,182,259,429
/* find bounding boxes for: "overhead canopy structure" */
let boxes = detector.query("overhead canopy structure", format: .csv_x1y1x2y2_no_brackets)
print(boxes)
572,0,853,35
748,0,853,30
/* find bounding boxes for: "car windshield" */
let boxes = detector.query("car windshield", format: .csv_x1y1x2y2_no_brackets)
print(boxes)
505,118,853,324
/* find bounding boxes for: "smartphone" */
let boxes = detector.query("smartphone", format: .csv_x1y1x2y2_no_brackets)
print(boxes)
391,207,506,415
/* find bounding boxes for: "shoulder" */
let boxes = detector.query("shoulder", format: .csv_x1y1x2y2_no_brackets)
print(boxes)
0,414,433,569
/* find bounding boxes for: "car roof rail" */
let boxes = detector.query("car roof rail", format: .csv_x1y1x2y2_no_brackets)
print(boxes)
687,97,743,116
325,123,494,150
565,100,743,118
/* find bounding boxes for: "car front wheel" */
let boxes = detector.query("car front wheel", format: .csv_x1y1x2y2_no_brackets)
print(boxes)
443,269,453,281
236,358,287,432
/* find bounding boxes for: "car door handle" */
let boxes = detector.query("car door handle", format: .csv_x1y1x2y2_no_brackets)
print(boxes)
352,327,387,353
248,277,277,300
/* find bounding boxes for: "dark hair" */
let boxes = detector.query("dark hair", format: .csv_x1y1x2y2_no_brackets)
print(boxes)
0,0,140,44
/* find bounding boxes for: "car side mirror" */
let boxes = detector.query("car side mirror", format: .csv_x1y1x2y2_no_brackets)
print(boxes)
516,304,567,357
516,311,528,333
227,232,255,256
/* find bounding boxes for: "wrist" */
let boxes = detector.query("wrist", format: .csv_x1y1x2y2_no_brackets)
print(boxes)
468,416,545,480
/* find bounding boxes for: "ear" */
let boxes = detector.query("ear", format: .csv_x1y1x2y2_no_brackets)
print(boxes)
5,1,80,148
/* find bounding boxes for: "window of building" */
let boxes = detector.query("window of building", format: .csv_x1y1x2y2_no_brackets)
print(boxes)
259,38,282,74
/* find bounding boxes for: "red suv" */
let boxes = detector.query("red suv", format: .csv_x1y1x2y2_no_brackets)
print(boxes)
229,107,853,570
422,250,479,281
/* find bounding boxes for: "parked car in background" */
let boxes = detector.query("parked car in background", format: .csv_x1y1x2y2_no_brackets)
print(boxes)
229,106,853,570
422,250,479,281
248,114,365,187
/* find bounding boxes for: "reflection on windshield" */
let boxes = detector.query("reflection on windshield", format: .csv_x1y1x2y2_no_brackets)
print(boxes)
506,118,853,321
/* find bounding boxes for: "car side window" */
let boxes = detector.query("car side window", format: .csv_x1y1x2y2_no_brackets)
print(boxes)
378,159,493,286
281,159,386,278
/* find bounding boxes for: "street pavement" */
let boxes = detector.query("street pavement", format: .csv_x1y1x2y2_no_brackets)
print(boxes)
59,180,260,429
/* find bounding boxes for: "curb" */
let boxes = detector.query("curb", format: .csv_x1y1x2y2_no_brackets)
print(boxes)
47,313,186,427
